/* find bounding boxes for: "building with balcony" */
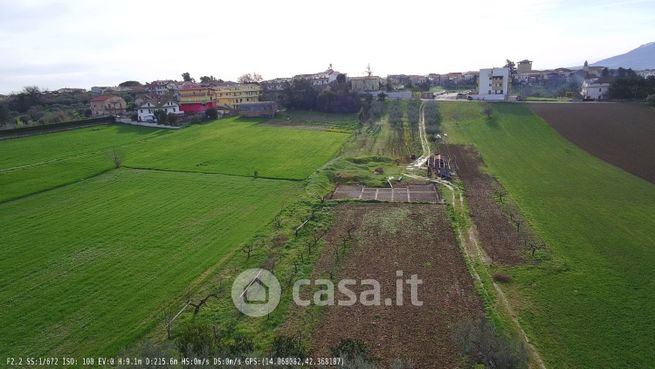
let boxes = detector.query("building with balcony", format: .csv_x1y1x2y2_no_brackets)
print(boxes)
178,83,218,113
137,100,182,121
474,68,510,101
215,83,262,110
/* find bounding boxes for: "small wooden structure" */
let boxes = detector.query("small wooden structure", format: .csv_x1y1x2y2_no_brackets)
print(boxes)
426,153,451,179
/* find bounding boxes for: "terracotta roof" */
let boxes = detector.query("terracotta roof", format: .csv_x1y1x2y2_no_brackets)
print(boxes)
91,95,114,102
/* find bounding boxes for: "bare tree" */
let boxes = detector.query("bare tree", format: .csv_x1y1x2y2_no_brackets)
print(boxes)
242,243,255,259
188,293,218,317
110,148,122,168
307,227,327,254
508,209,523,233
528,239,546,258
243,237,265,259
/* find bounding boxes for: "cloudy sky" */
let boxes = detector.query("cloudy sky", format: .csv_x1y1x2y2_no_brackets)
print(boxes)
1,0,654,93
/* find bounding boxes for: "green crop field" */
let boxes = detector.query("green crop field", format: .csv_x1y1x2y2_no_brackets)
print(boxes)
0,119,349,202
0,125,170,202
442,102,655,368
0,117,350,360
124,117,349,180
0,169,300,358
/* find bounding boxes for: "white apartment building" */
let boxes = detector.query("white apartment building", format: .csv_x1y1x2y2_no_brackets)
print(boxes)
475,68,510,101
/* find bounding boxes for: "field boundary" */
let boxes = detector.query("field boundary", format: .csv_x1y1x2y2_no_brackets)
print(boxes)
121,165,305,182
0,168,115,205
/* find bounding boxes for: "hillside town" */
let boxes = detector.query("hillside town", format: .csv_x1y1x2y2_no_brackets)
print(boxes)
1,59,655,129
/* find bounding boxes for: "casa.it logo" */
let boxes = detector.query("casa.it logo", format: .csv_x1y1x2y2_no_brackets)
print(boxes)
231,268,281,317
232,268,423,317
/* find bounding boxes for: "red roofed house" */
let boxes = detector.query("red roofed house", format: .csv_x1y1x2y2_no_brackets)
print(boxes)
90,95,127,116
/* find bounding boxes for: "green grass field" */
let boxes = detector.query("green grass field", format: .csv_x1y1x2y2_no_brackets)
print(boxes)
442,102,655,368
124,117,348,180
0,117,350,360
263,109,359,131
0,169,300,358
0,119,349,202
0,125,170,203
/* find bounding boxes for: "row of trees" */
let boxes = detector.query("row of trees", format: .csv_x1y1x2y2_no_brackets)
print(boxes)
423,101,442,142
609,74,655,99
276,77,362,114
0,86,94,128
182,72,263,85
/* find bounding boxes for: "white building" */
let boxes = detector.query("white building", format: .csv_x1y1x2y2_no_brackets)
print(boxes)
145,80,179,97
293,67,341,87
137,101,182,122
581,78,611,100
475,67,510,101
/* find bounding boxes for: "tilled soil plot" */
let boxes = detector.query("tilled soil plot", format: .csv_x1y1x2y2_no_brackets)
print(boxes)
331,184,440,203
445,144,524,264
307,203,484,367
530,103,655,184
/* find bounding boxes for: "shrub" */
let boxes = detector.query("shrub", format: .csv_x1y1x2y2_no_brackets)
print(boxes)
271,335,307,358
272,233,288,247
167,112,178,125
153,109,168,125
331,338,371,361
176,321,218,358
647,94,655,107
482,105,493,120
206,108,218,120
493,272,512,283
453,318,528,369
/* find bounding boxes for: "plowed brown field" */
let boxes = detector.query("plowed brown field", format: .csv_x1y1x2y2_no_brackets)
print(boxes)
305,203,483,367
530,103,655,184
445,144,525,264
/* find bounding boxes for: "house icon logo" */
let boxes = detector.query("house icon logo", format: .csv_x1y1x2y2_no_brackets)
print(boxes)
231,268,281,317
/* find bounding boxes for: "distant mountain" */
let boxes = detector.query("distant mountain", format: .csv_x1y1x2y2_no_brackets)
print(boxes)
591,42,655,70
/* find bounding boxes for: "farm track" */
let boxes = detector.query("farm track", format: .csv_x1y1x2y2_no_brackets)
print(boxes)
407,102,431,170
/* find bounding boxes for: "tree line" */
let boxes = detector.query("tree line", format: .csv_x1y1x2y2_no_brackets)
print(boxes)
608,69,655,99
274,76,362,115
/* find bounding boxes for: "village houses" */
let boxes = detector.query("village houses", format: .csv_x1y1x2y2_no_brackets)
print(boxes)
90,95,127,116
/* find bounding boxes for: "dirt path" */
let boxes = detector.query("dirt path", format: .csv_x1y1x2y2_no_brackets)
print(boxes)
406,102,431,171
